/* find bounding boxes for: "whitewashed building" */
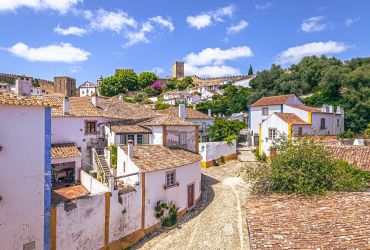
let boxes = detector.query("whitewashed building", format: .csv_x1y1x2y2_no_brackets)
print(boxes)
0,92,52,250
117,142,202,230
163,90,201,105
79,81,99,97
159,105,214,142
249,94,345,155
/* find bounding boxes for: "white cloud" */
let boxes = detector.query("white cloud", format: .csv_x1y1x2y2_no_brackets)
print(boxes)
89,9,137,33
184,46,253,67
300,16,329,33
186,5,235,30
124,16,174,47
7,42,90,63
183,45,253,77
149,16,174,32
345,17,360,27
186,14,212,29
227,20,249,34
275,41,348,65
0,0,81,14
54,24,87,36
255,2,272,10
185,64,241,77
151,67,165,75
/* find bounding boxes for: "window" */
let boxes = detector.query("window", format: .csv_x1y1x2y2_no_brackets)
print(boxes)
320,118,326,130
262,107,269,116
268,128,277,140
143,134,149,144
82,90,84,95
166,171,176,187
85,121,97,134
297,127,303,136
127,134,135,143
179,132,187,145
123,162,126,173
137,134,143,144
201,122,206,132
337,119,340,127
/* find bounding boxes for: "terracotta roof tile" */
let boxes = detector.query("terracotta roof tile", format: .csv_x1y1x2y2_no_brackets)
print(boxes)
0,91,53,107
32,96,157,119
110,125,152,134
325,145,370,172
119,145,202,172
246,193,370,249
250,94,297,107
52,185,89,204
51,144,81,159
286,104,325,113
159,107,214,120
274,112,309,124
140,114,197,126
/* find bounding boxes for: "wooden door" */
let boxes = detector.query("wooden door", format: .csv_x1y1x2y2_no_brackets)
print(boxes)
187,184,194,208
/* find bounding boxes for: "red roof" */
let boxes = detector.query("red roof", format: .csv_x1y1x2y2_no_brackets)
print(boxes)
286,104,323,113
274,112,309,124
250,94,296,107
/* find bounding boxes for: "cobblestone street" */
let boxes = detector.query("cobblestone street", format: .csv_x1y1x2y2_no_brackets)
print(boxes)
134,160,251,250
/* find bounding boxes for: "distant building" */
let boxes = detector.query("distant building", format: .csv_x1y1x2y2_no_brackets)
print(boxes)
79,81,98,97
54,76,77,97
172,61,184,79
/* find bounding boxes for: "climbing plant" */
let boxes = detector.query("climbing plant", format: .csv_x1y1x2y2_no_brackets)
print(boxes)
154,201,178,227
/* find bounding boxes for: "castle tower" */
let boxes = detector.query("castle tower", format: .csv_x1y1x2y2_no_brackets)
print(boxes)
172,61,184,79
53,76,77,97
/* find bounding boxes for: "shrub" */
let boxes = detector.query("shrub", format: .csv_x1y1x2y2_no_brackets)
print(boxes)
133,92,148,103
154,201,178,227
339,130,355,138
110,145,117,169
155,102,170,110
246,137,369,195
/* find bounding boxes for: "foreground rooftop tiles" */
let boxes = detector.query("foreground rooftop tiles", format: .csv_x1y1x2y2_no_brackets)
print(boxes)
246,193,370,249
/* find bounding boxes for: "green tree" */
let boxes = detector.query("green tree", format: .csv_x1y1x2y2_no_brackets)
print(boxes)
245,137,370,195
133,91,148,103
143,86,157,97
248,64,254,75
208,117,246,142
138,72,158,89
99,69,139,96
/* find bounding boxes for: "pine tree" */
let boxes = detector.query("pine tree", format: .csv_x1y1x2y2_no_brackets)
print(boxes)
248,64,254,75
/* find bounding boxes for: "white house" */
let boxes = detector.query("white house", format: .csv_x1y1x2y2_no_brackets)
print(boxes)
248,94,304,146
79,81,98,97
159,105,214,142
117,142,202,231
231,74,256,88
163,90,201,105
253,94,345,156
0,92,52,250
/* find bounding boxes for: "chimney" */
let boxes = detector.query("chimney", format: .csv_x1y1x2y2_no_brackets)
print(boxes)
119,95,124,101
336,106,342,115
179,104,186,120
208,109,212,117
127,139,134,159
328,105,334,113
91,93,99,107
63,96,70,115
193,104,196,110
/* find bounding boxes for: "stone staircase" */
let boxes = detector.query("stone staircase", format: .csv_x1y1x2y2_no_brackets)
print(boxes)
97,154,111,179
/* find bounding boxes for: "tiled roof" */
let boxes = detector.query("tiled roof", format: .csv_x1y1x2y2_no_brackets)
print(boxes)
51,144,81,159
119,145,202,172
159,107,214,120
140,114,197,126
32,96,157,119
110,125,152,134
99,97,158,120
246,193,370,249
0,91,52,107
274,112,309,124
325,145,370,172
285,104,322,112
79,81,97,88
52,185,89,204
250,94,296,107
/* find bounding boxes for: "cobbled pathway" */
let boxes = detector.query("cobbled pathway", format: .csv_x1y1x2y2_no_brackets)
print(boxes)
134,160,251,250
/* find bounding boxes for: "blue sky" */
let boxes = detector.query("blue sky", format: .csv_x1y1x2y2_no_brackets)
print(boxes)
0,0,369,85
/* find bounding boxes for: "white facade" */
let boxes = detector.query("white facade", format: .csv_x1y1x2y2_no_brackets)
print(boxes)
15,77,32,96
52,116,108,169
31,86,45,96
0,104,51,250
117,147,201,229
79,81,98,97
199,140,237,162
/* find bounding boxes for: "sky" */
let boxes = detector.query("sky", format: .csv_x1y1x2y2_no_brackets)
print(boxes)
0,0,369,85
